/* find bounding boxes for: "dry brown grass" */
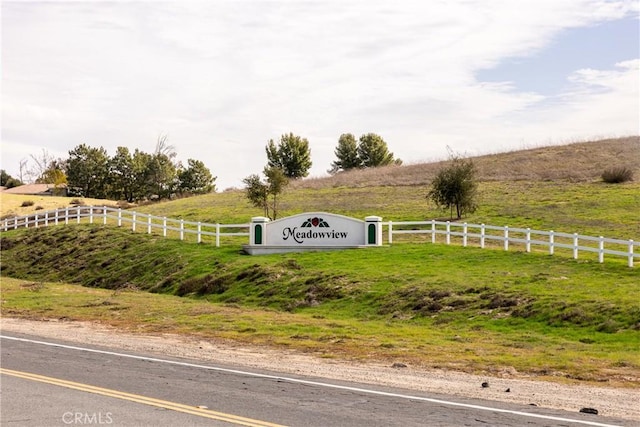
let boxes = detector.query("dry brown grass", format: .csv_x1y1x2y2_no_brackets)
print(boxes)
291,136,640,190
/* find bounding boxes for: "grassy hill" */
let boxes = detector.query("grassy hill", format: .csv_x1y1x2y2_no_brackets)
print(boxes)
1,136,639,383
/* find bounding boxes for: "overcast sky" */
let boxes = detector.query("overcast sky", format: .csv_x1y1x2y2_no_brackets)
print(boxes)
2,0,639,190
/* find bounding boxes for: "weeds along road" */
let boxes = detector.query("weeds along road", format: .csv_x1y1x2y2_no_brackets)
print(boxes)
0,333,630,427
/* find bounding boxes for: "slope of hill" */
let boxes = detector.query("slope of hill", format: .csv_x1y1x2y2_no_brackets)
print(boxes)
291,136,640,189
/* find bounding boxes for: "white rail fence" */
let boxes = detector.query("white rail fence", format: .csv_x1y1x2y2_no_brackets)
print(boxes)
0,206,249,247
1,207,637,267
387,220,637,268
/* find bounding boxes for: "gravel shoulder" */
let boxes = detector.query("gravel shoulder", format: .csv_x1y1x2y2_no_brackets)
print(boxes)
1,317,638,421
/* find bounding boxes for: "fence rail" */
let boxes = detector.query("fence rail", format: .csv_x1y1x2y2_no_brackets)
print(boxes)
0,206,249,246
1,207,637,267
387,220,637,268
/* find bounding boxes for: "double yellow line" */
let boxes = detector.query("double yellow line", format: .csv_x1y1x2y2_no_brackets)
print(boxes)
1,368,285,427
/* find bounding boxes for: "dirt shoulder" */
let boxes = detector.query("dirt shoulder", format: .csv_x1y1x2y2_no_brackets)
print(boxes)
1,317,638,421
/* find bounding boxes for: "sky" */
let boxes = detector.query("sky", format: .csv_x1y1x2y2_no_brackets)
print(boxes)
1,0,639,191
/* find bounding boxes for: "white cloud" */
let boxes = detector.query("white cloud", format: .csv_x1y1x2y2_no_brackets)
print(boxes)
1,1,638,189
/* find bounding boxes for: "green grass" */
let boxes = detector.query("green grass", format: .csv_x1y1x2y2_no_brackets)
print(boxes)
2,146,639,386
136,181,640,239
1,223,638,385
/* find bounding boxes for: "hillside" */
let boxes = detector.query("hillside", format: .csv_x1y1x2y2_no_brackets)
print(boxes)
290,136,640,189
1,136,639,385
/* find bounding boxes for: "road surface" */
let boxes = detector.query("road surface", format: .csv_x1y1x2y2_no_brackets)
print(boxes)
0,333,630,426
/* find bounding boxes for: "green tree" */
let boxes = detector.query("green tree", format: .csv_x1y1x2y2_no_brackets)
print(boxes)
66,144,109,198
329,133,360,173
35,160,67,187
243,174,269,218
243,166,289,220
357,133,399,168
263,166,288,220
0,170,22,188
266,133,312,179
147,152,177,199
427,152,478,219
177,159,216,194
131,149,154,201
108,147,137,202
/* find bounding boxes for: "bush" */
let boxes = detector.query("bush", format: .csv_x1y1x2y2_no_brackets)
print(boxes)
602,167,633,183
20,200,34,207
70,198,84,205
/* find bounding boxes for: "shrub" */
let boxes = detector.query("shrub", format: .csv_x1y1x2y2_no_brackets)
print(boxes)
602,167,633,183
70,198,84,205
20,200,34,207
35,206,44,211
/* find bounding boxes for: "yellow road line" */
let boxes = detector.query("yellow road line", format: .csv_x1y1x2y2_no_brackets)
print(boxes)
1,368,285,427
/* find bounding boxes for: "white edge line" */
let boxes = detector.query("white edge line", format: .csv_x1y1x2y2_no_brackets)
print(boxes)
0,334,622,427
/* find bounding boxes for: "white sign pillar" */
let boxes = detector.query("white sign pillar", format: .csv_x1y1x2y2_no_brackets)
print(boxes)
365,216,382,246
250,217,270,246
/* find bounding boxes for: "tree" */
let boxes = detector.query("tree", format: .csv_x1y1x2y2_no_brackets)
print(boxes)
147,152,177,199
263,166,288,220
329,133,402,173
35,160,67,187
266,133,312,179
0,170,22,188
427,152,478,219
329,133,360,173
177,159,216,194
66,144,109,198
243,166,289,220
27,149,56,183
243,174,269,218
357,133,398,168
108,146,137,202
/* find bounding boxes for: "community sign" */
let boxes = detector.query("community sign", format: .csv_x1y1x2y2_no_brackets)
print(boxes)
243,212,382,255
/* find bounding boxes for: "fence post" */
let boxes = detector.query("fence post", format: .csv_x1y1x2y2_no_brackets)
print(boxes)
388,221,393,244
147,215,152,234
446,221,451,245
118,209,122,227
431,220,436,244
598,236,604,263
180,219,184,240
103,206,107,225
480,224,485,248
463,223,468,247
54,209,59,225
629,240,635,268
526,228,531,252
89,206,93,224
216,223,220,247
549,231,554,255
504,226,509,251
65,207,69,225
573,233,579,259
163,217,167,237
35,214,39,228
197,222,202,243
45,212,49,227
76,206,81,224
132,212,136,231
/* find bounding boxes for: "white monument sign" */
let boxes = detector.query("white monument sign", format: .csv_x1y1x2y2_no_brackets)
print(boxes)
243,212,382,255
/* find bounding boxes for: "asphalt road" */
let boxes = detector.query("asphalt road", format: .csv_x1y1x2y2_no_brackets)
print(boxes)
0,333,630,427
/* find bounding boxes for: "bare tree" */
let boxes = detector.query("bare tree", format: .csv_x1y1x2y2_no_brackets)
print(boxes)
155,133,177,160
